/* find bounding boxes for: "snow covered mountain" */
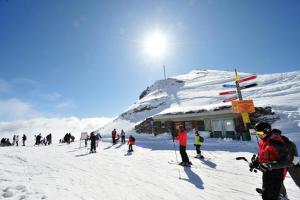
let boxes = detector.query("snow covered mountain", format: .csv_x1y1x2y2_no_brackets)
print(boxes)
1,69,300,200
99,69,300,141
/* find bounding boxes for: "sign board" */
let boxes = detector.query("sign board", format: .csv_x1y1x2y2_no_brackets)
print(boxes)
222,84,236,88
231,100,255,113
238,75,257,83
240,83,257,90
223,96,238,103
80,132,88,140
219,90,237,95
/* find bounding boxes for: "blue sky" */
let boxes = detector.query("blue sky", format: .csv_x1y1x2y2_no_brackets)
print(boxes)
0,0,300,121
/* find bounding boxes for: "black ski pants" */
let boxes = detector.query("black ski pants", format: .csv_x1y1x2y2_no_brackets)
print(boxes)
128,144,133,151
91,141,96,152
195,144,201,155
179,145,189,163
121,136,125,143
262,169,284,200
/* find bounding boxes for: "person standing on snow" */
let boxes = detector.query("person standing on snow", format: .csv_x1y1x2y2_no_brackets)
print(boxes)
194,130,204,159
175,125,192,166
90,132,96,153
121,129,126,144
112,129,117,144
249,122,290,200
22,134,27,146
128,135,135,152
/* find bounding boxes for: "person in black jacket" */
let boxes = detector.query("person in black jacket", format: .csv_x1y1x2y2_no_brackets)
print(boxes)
90,132,96,153
22,134,27,146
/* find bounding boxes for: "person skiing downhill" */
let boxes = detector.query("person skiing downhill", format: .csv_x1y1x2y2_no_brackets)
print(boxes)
194,130,204,159
175,125,192,166
250,122,290,200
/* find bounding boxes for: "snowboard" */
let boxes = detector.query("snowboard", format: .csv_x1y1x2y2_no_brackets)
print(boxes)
288,165,300,188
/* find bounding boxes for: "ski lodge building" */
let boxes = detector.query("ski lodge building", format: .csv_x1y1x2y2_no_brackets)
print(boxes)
135,105,277,139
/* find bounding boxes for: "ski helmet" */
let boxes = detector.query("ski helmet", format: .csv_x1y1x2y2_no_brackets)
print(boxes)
254,122,271,132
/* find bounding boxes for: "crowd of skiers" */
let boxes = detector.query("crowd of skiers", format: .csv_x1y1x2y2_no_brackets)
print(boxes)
82,129,135,153
59,133,75,144
35,133,52,145
0,134,27,146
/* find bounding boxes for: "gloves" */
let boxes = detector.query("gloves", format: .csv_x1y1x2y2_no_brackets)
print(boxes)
258,163,272,172
249,155,259,172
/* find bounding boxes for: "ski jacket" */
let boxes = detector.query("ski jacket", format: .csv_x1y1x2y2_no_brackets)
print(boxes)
128,136,135,145
176,130,187,147
258,133,289,170
112,130,116,138
194,135,202,145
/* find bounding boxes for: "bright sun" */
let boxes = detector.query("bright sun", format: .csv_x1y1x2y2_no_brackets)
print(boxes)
144,31,167,58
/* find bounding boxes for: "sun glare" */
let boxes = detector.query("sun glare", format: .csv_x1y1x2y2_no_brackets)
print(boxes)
144,31,167,58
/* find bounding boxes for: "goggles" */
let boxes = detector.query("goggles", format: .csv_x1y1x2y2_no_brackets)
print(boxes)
256,131,266,139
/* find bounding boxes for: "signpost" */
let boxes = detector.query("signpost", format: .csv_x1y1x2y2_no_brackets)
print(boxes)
219,69,258,141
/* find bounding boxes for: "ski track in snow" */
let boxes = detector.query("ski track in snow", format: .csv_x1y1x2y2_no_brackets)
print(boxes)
0,138,299,200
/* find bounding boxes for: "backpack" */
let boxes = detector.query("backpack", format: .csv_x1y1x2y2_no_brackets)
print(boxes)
131,136,135,143
199,136,204,143
281,135,298,163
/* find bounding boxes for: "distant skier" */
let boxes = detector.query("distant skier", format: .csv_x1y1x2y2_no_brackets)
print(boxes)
121,129,126,144
90,132,96,153
194,130,204,159
249,122,290,200
175,125,192,166
112,129,117,144
22,134,27,146
46,133,52,145
12,135,16,146
128,135,135,152
15,135,19,146
96,133,102,147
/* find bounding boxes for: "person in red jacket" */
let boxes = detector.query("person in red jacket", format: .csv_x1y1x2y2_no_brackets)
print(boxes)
250,122,290,200
176,125,192,166
128,135,135,152
112,129,117,144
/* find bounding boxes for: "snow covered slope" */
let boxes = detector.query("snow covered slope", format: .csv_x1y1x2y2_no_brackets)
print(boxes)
0,137,299,200
100,70,300,142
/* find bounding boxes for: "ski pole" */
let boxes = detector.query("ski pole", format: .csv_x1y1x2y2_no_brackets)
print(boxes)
236,156,258,173
172,135,181,179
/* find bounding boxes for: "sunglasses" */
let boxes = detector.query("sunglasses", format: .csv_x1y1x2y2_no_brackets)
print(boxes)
256,131,266,139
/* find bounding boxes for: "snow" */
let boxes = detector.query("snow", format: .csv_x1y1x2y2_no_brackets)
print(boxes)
0,137,299,200
1,69,300,199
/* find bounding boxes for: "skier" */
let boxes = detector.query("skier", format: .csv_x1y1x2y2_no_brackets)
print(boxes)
96,132,102,147
112,129,117,144
15,135,19,146
194,130,204,159
249,122,290,200
12,135,16,146
22,134,27,146
90,132,96,153
121,129,125,144
128,135,135,152
46,133,52,145
175,125,192,166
